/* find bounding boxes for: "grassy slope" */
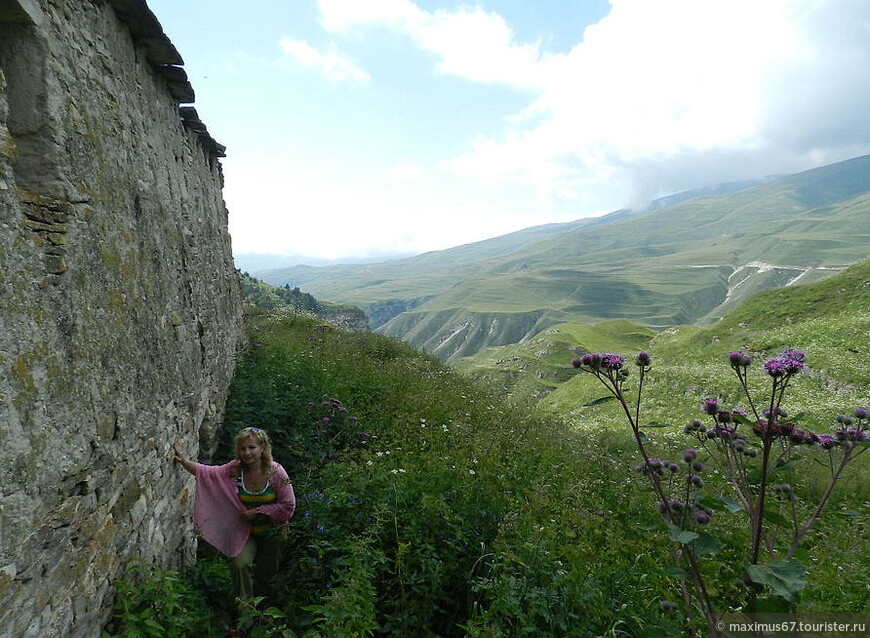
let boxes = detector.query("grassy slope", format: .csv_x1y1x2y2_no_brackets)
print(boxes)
142,263,869,635
374,157,870,360
479,259,870,424
254,156,870,362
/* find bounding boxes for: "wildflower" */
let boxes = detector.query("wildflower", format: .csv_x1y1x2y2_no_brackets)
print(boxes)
684,419,706,434
638,458,666,475
835,414,854,426
581,353,602,369
835,428,864,441
685,473,704,487
728,351,752,368
635,351,651,367
683,449,698,463
763,350,806,377
781,349,806,362
602,353,625,370
854,406,868,420
695,511,711,525
817,434,837,449
717,410,732,424
702,399,719,416
763,358,788,377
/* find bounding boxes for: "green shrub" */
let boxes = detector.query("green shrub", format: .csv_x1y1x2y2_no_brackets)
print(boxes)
103,563,220,638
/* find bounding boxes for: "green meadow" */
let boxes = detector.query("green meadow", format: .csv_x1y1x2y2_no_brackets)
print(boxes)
106,260,869,637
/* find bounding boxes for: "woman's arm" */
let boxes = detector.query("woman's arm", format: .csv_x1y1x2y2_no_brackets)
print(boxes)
172,442,198,476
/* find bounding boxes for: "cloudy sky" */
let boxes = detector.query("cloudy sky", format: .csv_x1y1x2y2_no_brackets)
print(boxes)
147,0,870,263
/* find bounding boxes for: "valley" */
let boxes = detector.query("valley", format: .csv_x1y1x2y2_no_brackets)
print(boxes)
255,154,870,362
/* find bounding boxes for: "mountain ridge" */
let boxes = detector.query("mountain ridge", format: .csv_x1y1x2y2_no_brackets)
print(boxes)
258,154,870,361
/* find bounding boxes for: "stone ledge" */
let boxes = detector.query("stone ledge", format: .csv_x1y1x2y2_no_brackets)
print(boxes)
107,0,227,157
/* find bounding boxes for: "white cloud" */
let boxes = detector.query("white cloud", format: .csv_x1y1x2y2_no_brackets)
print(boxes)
318,0,545,88
385,162,424,180
317,0,870,210
278,38,370,83
318,0,423,32
444,0,870,206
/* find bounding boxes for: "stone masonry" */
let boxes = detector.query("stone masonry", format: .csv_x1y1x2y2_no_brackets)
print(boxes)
0,1,244,635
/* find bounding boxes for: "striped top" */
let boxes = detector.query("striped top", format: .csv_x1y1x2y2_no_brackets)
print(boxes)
238,470,277,535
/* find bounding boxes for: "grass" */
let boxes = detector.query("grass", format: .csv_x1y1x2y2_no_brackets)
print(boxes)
107,261,869,636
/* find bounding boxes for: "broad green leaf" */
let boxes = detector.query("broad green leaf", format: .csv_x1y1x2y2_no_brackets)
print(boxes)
689,532,722,556
719,496,745,514
745,559,808,603
666,522,699,544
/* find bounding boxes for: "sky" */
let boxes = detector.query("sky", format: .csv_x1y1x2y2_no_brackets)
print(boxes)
146,0,870,263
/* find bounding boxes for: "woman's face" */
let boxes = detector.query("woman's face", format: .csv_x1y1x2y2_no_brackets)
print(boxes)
237,436,263,467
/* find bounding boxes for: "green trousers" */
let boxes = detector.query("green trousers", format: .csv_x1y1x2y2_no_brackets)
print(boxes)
230,532,285,602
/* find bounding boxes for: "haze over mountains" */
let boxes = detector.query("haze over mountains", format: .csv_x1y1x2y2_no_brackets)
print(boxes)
255,154,870,361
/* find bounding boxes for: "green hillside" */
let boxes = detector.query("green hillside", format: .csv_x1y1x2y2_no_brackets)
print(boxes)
451,259,868,418
259,154,870,361
111,261,869,636
543,258,870,424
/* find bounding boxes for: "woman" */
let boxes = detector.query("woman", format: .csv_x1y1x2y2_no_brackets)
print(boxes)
173,427,296,602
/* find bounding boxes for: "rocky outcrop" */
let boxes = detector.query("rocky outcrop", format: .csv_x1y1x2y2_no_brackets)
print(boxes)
0,1,243,636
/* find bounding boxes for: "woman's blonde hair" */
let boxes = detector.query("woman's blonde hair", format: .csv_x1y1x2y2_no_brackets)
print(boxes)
234,427,274,475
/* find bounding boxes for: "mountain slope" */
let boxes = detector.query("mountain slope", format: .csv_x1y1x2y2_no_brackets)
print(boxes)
260,154,870,361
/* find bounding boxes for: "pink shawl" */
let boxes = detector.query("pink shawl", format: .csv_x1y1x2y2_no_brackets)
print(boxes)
193,459,296,557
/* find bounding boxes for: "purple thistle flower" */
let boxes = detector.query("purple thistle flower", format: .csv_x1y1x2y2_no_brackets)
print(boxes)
581,353,603,369
717,410,732,424
836,414,854,426
702,398,719,415
638,458,666,475
571,358,583,368
635,351,651,367
601,353,625,370
763,350,806,377
781,349,806,362
685,473,704,487
855,406,868,420
683,449,697,463
817,434,837,449
696,511,711,525
763,358,788,377
728,351,752,368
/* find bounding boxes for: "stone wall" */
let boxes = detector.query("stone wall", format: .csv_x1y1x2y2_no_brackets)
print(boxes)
0,1,244,636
